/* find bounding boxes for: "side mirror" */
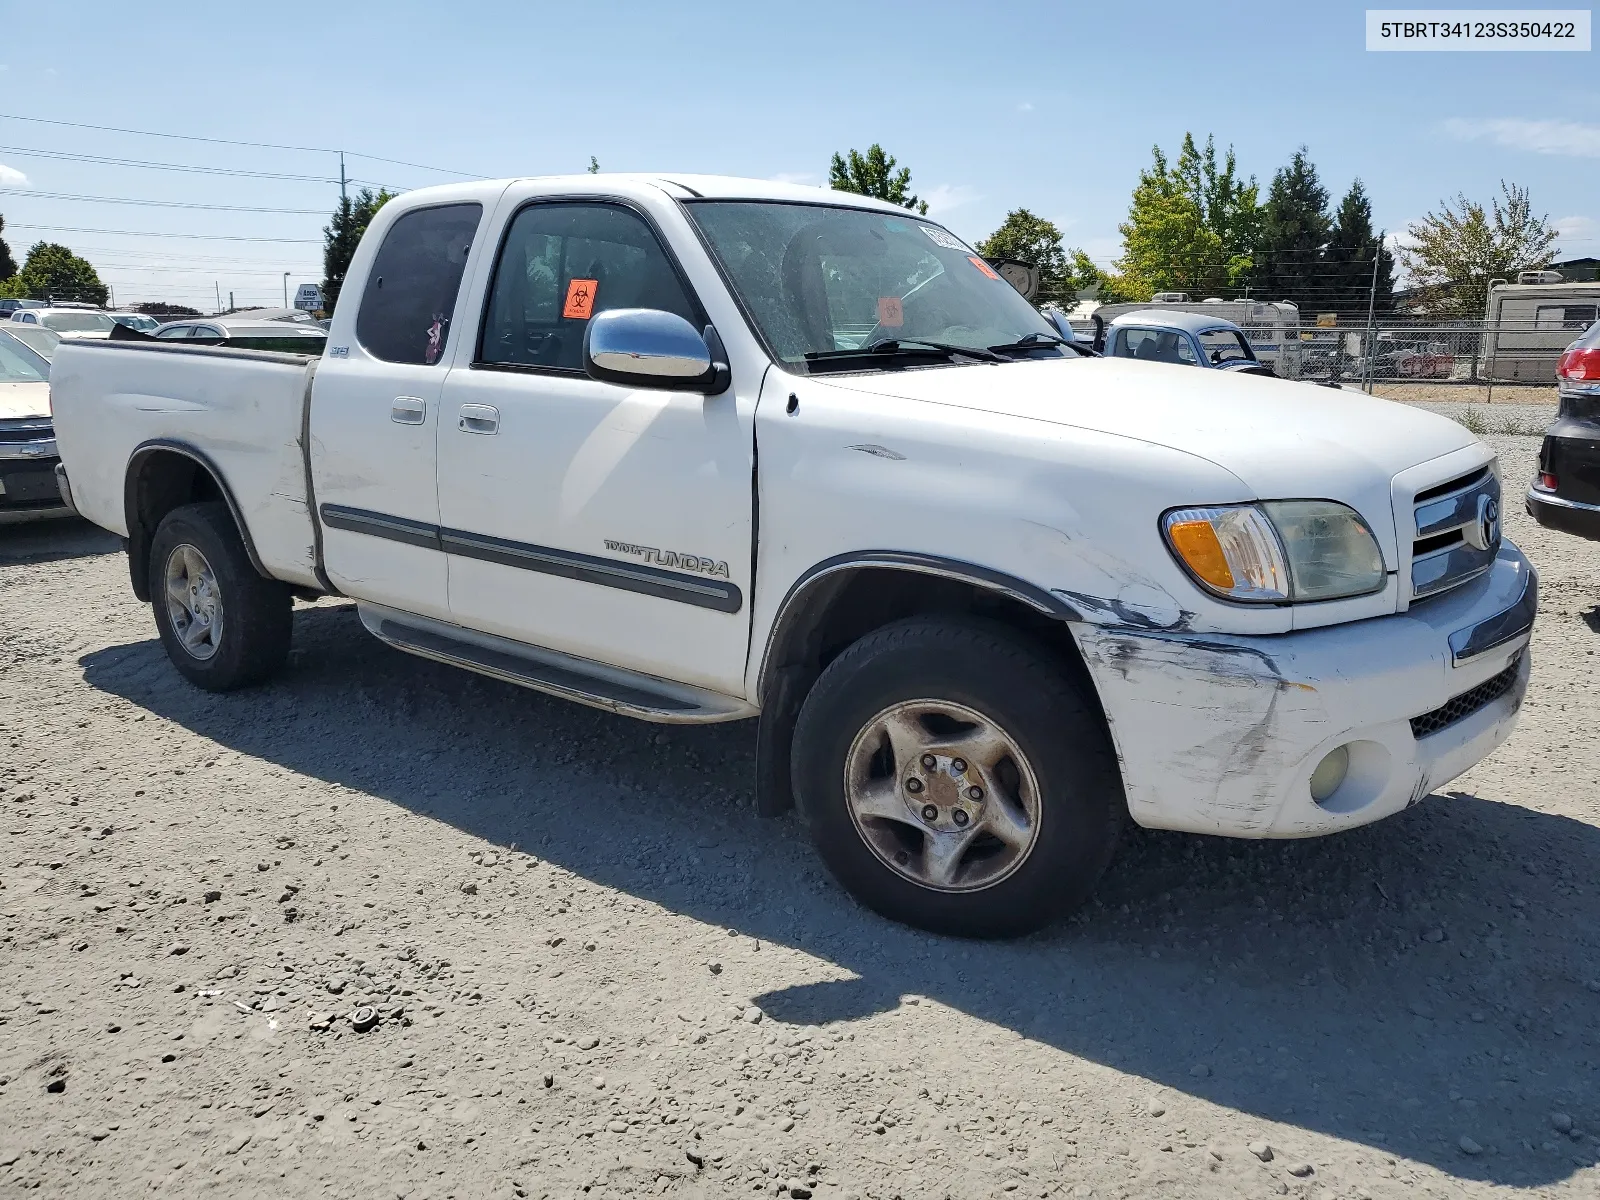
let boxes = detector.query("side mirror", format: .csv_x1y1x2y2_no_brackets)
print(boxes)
583,308,730,394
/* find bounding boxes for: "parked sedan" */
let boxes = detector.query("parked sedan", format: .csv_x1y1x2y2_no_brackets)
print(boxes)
1527,320,1600,541
151,318,327,354
1101,309,1278,377
0,328,70,524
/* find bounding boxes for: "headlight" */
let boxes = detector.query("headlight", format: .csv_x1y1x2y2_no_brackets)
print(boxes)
1162,501,1385,604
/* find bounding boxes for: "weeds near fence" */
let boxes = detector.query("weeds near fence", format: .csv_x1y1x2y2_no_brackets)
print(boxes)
1453,406,1547,437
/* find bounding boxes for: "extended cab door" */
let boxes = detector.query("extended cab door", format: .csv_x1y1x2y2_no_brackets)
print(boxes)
435,194,756,695
309,200,487,620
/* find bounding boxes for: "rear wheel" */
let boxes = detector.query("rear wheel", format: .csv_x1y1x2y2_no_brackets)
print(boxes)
792,616,1124,938
148,502,291,691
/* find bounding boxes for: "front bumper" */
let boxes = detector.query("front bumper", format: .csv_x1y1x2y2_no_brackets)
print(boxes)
0,454,71,524
1076,543,1536,838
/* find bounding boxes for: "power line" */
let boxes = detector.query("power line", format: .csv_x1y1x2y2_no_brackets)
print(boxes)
8,222,320,243
0,143,344,183
0,111,482,178
0,187,325,214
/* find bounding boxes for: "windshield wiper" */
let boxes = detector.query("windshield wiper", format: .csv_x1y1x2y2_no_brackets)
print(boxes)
985,331,1080,355
805,337,1009,364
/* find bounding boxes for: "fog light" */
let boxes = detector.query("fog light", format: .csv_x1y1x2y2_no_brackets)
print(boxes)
1309,745,1351,803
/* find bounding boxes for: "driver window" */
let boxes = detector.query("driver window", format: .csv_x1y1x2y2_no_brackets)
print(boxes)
479,202,700,372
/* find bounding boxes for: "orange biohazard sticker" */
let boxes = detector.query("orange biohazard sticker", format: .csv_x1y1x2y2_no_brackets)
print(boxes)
563,278,598,319
968,256,1002,281
876,296,904,327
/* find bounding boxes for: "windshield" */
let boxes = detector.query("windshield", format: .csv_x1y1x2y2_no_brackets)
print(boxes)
42,312,117,333
1198,328,1253,363
685,201,1060,368
0,330,50,382
112,314,160,332
5,325,61,360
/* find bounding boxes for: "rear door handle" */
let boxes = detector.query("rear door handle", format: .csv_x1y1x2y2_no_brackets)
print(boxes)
391,396,426,425
459,403,500,435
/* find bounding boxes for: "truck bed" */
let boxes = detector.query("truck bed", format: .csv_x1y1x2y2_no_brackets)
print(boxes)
50,339,324,590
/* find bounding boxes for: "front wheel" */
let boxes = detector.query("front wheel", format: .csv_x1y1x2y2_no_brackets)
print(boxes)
792,617,1125,938
148,502,291,691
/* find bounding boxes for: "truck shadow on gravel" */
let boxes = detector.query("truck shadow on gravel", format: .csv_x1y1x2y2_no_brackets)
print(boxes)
81,603,1599,1187
0,518,121,565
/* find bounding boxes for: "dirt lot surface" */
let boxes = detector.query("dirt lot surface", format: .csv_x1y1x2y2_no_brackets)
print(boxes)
2,431,1597,1200
1371,383,1557,407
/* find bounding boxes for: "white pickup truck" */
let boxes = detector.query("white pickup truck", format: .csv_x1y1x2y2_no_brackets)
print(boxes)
51,174,1537,937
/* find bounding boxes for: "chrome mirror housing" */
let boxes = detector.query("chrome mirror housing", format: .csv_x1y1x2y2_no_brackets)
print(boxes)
583,308,728,392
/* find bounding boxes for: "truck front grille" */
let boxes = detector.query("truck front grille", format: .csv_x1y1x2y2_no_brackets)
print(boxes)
1410,466,1500,601
1410,656,1520,739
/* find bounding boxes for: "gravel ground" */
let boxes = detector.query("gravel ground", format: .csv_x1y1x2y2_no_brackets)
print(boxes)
2,431,1597,1200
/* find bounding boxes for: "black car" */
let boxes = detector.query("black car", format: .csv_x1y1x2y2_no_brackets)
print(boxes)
1527,320,1600,541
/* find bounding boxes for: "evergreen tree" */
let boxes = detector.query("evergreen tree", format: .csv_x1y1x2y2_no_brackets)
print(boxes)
1324,180,1394,317
1249,148,1332,304
15,241,107,305
828,145,928,214
321,187,396,313
0,214,16,283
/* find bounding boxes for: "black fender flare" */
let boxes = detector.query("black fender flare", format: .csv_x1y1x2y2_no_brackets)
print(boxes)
123,438,268,602
757,550,1081,697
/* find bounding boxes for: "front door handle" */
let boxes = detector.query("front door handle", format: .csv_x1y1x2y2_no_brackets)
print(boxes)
391,396,426,425
459,403,500,435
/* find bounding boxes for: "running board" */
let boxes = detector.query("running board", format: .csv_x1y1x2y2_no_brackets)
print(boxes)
356,604,757,725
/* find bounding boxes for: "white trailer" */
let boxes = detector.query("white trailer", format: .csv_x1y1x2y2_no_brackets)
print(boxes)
1482,275,1600,381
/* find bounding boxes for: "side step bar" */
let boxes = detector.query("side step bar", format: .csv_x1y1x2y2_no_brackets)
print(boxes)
356,603,757,725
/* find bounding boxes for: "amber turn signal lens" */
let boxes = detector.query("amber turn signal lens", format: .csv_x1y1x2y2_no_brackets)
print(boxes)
1166,519,1236,590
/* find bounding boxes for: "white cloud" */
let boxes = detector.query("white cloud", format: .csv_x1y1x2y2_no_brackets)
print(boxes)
1017,101,1034,112
922,183,980,216
1442,117,1600,158
0,162,29,187
768,171,816,185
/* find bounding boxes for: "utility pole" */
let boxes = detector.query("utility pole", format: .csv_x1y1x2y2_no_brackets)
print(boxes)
283,272,291,307
229,291,235,312
107,284,115,309
339,151,347,206
215,282,221,313
1361,237,1382,395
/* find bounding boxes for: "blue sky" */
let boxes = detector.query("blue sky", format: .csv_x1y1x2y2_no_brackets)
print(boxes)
0,0,1594,308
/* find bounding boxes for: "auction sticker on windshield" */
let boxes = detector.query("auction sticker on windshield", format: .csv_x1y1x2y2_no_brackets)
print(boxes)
877,297,904,327
968,256,1002,281
919,226,971,252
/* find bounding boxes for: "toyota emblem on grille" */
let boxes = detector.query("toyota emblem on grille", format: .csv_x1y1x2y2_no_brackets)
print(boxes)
1466,494,1500,551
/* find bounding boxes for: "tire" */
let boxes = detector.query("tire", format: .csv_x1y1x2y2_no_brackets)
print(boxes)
148,501,292,692
791,616,1124,938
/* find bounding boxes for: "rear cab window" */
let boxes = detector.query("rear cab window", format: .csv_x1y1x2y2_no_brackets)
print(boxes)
355,202,484,365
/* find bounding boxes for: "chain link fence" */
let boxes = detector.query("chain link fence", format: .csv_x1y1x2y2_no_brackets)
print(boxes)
1294,319,1585,388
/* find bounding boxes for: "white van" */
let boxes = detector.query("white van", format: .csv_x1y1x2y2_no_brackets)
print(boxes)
1088,295,1303,378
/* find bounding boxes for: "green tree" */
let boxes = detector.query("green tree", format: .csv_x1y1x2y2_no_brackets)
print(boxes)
1249,147,1332,303
14,241,108,305
0,214,16,283
321,186,396,313
828,144,928,214
588,156,600,174
1323,180,1394,318
1114,134,1259,300
1399,181,1559,318
978,209,1070,301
